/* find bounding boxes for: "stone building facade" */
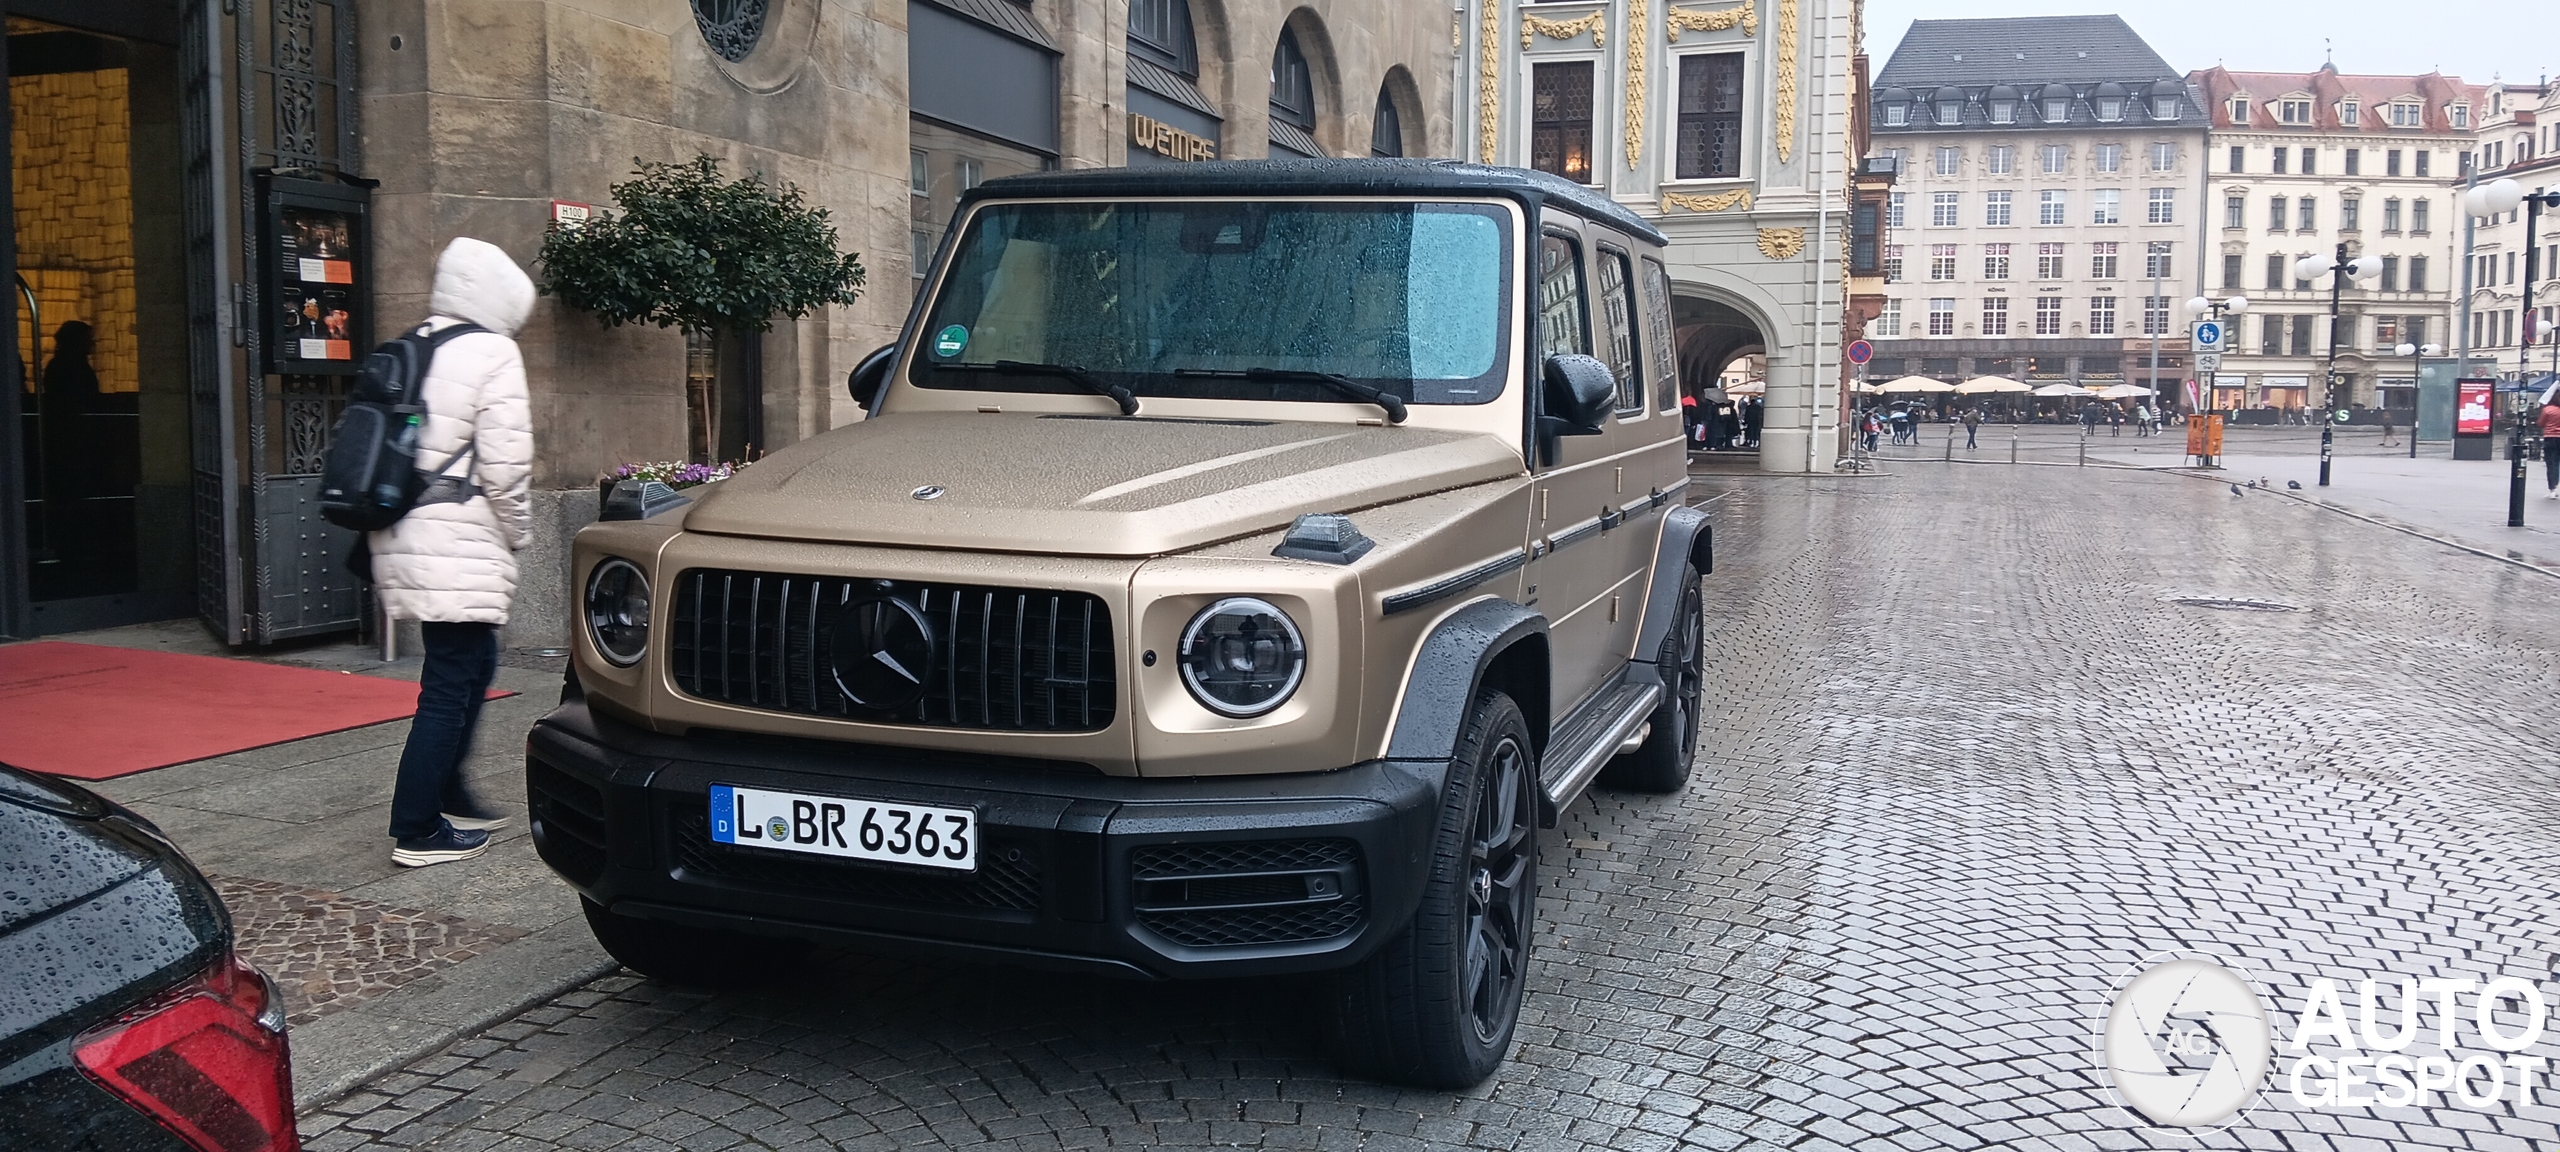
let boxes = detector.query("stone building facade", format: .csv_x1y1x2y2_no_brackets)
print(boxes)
0,0,1453,644
1863,16,2207,402
2457,79,2559,383
1464,0,1863,472
2190,64,2479,413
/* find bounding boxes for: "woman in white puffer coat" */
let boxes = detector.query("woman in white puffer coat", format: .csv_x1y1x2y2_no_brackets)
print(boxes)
375,237,536,867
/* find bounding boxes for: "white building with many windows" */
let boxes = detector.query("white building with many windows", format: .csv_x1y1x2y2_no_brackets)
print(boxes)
1461,0,1862,471
2456,80,2560,383
1863,16,2207,400
2190,65,2479,414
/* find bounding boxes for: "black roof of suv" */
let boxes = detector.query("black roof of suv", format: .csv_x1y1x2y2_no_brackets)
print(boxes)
966,158,1668,246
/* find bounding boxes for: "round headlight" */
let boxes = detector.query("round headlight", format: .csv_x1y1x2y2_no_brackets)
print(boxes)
585,558,651,666
1177,597,1305,718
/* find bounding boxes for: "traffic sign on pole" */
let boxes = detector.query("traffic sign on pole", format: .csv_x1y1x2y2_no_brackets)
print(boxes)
1847,340,1873,365
2190,321,2224,352
2194,351,2222,372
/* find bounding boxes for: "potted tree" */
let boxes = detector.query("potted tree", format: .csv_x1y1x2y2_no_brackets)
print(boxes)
537,154,865,467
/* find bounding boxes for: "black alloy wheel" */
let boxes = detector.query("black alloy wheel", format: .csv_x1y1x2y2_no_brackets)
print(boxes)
1326,690,1539,1088
1463,729,1537,1044
1600,564,1703,792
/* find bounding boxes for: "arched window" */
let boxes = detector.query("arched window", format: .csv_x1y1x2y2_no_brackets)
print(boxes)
1268,27,1319,156
1271,28,1313,129
1128,0,1196,76
1372,84,1403,157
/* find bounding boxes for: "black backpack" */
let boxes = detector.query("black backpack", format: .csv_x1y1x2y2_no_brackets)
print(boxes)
317,322,486,532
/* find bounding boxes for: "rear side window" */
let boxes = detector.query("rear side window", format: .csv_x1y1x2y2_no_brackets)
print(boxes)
1640,257,1678,412
1597,246,1643,414
1537,231,1590,358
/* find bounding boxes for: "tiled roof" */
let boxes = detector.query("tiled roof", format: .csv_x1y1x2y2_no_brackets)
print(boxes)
2191,66,2483,135
1871,16,2200,133
1875,16,2179,89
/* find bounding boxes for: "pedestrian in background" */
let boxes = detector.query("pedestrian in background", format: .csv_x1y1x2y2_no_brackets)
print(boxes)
1962,407,1981,450
2541,399,2560,498
369,237,537,868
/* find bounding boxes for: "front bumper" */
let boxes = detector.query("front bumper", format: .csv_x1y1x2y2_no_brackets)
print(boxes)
526,701,1449,979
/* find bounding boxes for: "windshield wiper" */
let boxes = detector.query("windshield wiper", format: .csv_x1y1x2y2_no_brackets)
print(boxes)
1173,367,1408,424
938,360,1139,416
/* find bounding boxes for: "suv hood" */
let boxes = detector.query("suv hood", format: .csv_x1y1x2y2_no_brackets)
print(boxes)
684,410,1524,556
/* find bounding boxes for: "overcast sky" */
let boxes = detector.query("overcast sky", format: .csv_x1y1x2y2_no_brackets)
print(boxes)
1862,1,2554,87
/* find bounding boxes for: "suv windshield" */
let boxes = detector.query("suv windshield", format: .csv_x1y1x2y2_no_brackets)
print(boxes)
911,200,1513,407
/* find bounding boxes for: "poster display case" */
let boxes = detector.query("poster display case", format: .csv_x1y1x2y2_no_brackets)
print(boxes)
257,175,369,375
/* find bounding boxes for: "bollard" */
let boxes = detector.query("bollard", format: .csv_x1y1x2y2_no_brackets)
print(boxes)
2010,434,2018,465
1945,429,1955,462
2078,439,2086,467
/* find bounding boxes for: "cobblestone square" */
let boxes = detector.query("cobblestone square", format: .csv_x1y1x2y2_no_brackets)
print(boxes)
309,463,2560,1151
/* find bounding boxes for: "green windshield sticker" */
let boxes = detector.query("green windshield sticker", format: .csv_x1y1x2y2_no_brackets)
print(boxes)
932,325,969,358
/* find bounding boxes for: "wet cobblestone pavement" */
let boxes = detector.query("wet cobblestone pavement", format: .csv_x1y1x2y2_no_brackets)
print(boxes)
215,876,528,1027
307,464,2560,1151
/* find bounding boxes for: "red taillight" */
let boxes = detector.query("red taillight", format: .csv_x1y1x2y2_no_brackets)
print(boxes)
74,950,299,1152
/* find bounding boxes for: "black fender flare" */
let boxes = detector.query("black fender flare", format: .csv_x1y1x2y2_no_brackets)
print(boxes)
1631,504,1711,677
1384,598,1550,767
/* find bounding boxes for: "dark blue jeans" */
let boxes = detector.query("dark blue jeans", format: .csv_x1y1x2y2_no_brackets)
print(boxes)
389,621,498,840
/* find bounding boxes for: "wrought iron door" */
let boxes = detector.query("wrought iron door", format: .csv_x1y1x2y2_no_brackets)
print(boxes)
185,0,363,644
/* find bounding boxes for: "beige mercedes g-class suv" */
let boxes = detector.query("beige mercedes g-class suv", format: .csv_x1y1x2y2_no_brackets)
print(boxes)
534,159,1712,1089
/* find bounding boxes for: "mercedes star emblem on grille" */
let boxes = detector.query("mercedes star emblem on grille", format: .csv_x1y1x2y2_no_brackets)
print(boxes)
910,484,947,500
828,594,937,711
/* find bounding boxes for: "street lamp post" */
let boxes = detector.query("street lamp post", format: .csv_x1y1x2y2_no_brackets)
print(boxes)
2393,341,2443,459
2295,247,2384,487
2461,180,2560,525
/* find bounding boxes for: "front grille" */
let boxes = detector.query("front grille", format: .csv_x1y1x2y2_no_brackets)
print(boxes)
669,809,1042,913
1132,838,1365,949
528,759,608,885
668,569,1116,732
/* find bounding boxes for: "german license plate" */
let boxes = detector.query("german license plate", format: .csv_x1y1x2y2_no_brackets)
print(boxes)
708,784,976,871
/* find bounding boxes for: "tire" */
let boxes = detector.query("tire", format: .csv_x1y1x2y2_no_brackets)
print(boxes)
1325,691,1539,1089
579,898,812,989
1598,564,1702,793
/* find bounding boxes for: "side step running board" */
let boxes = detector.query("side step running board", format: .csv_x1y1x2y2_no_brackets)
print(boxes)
1537,681,1660,826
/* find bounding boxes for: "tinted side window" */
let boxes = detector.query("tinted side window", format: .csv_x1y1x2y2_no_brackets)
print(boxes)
1641,257,1678,412
1537,231,1590,358
1597,246,1642,414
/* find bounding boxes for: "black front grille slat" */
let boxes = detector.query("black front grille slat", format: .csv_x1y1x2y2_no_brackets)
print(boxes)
1129,839,1366,948
668,568,1115,733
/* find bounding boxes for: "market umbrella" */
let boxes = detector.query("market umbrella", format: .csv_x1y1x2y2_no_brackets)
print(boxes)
2032,382,2093,397
2094,383,2151,399
1879,375,1955,393
1729,379,1766,396
1953,375,2030,395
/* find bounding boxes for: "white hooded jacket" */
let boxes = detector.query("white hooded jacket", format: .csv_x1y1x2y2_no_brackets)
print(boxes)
369,238,537,625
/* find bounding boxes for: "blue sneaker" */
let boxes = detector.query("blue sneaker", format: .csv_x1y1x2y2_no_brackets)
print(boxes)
393,821,490,867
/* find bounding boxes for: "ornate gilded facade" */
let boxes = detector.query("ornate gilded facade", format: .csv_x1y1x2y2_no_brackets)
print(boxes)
1461,0,1861,472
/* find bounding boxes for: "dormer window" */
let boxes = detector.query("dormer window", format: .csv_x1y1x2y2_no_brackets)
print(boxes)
2043,97,2068,122
1877,88,1913,128
1935,96,1963,125
1989,99,2015,124
2228,96,2250,124
2450,103,2470,129
2279,98,2312,124
2339,99,2360,126
2388,101,2423,128
2096,97,2123,121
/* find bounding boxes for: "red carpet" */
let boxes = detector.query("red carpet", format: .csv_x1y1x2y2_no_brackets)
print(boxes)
0,641,515,780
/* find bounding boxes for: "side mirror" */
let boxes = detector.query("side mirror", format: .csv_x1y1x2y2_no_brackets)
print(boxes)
1542,353,1615,434
848,342,897,412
